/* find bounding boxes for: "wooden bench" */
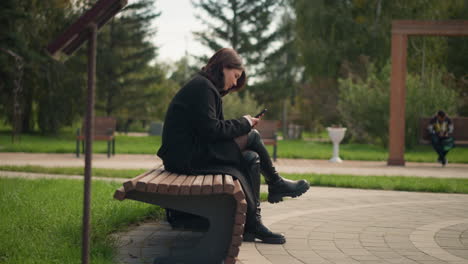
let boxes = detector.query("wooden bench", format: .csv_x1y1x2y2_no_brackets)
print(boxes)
76,116,116,158
419,117,468,146
256,120,279,161
114,167,247,264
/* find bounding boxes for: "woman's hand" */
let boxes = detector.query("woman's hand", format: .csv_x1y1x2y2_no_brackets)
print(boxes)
244,115,260,127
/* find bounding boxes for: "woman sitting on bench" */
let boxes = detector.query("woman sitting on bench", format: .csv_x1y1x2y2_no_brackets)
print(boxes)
157,48,310,244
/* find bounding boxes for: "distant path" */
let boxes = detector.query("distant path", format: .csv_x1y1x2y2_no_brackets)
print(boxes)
1,152,468,178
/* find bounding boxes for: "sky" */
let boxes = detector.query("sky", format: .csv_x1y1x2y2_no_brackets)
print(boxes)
151,0,211,63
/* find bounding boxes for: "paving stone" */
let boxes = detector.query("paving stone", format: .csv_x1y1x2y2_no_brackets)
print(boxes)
110,187,468,264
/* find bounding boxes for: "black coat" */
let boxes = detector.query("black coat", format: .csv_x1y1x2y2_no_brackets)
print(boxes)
157,73,256,215
157,73,251,172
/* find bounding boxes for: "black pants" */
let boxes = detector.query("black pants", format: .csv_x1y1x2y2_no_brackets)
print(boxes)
241,129,279,229
431,134,454,161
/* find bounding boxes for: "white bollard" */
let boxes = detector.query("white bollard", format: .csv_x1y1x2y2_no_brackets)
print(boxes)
327,127,347,163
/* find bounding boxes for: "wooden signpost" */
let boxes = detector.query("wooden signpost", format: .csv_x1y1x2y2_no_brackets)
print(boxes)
46,0,127,263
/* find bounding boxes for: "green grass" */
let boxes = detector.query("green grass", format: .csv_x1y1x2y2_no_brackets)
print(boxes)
0,131,161,154
270,140,468,163
0,178,164,264
282,173,468,194
0,165,145,179
2,165,468,195
1,131,467,163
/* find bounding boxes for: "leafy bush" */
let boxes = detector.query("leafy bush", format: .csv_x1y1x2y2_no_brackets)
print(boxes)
222,91,263,120
338,62,458,148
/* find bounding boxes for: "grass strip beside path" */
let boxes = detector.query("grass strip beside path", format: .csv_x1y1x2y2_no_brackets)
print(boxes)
0,178,164,264
283,173,468,194
1,132,467,163
0,165,144,179
2,165,468,194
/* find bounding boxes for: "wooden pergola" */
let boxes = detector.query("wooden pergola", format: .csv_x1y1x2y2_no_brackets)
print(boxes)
388,20,468,166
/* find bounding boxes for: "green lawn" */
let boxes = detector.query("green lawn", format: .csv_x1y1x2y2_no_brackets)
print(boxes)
2,165,468,195
285,173,468,194
1,131,467,163
0,178,164,264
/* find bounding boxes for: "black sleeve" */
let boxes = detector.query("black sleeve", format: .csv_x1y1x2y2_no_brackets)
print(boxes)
189,83,251,142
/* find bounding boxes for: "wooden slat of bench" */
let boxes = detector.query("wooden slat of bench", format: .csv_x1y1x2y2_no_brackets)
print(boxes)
232,224,244,235
113,187,126,201
235,213,246,225
136,169,164,192
237,199,247,214
201,175,214,195
123,169,155,192
147,170,172,193
228,246,240,258
213,174,223,194
223,175,235,194
190,175,205,195
180,176,197,195
231,234,243,246
262,139,276,145
167,175,188,195
77,135,113,141
224,256,236,264
233,180,245,201
157,173,179,194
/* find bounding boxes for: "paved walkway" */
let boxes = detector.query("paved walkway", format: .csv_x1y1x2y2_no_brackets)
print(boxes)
113,187,468,264
1,152,468,178
2,152,468,264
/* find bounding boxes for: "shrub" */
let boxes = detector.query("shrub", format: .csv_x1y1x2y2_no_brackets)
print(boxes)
222,91,263,120
338,62,458,148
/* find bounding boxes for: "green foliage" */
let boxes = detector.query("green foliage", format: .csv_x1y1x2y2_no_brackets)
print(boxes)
293,0,468,127
222,91,263,120
0,0,86,133
338,62,459,147
96,0,160,118
0,178,163,263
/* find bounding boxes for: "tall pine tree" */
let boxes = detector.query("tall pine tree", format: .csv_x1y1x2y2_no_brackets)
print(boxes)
192,0,280,75
95,0,160,119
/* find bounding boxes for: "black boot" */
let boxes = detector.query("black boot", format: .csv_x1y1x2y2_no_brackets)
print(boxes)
246,130,310,203
242,150,285,244
267,177,310,203
244,208,286,244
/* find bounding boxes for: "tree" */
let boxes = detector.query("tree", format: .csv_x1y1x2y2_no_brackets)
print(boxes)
0,0,86,134
293,0,466,127
249,1,305,135
192,0,280,75
95,0,160,119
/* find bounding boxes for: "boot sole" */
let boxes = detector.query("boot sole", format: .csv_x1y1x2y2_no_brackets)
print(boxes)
267,182,310,204
243,232,286,244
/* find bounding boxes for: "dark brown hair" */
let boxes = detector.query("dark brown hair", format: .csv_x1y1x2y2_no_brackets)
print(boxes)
200,48,246,94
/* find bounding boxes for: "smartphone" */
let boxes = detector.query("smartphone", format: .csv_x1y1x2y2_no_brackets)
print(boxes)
254,108,268,118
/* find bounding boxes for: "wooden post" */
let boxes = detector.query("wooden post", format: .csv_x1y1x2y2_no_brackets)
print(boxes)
387,33,407,166
82,23,97,264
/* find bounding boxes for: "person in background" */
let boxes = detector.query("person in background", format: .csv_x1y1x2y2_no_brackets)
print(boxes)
428,110,455,166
